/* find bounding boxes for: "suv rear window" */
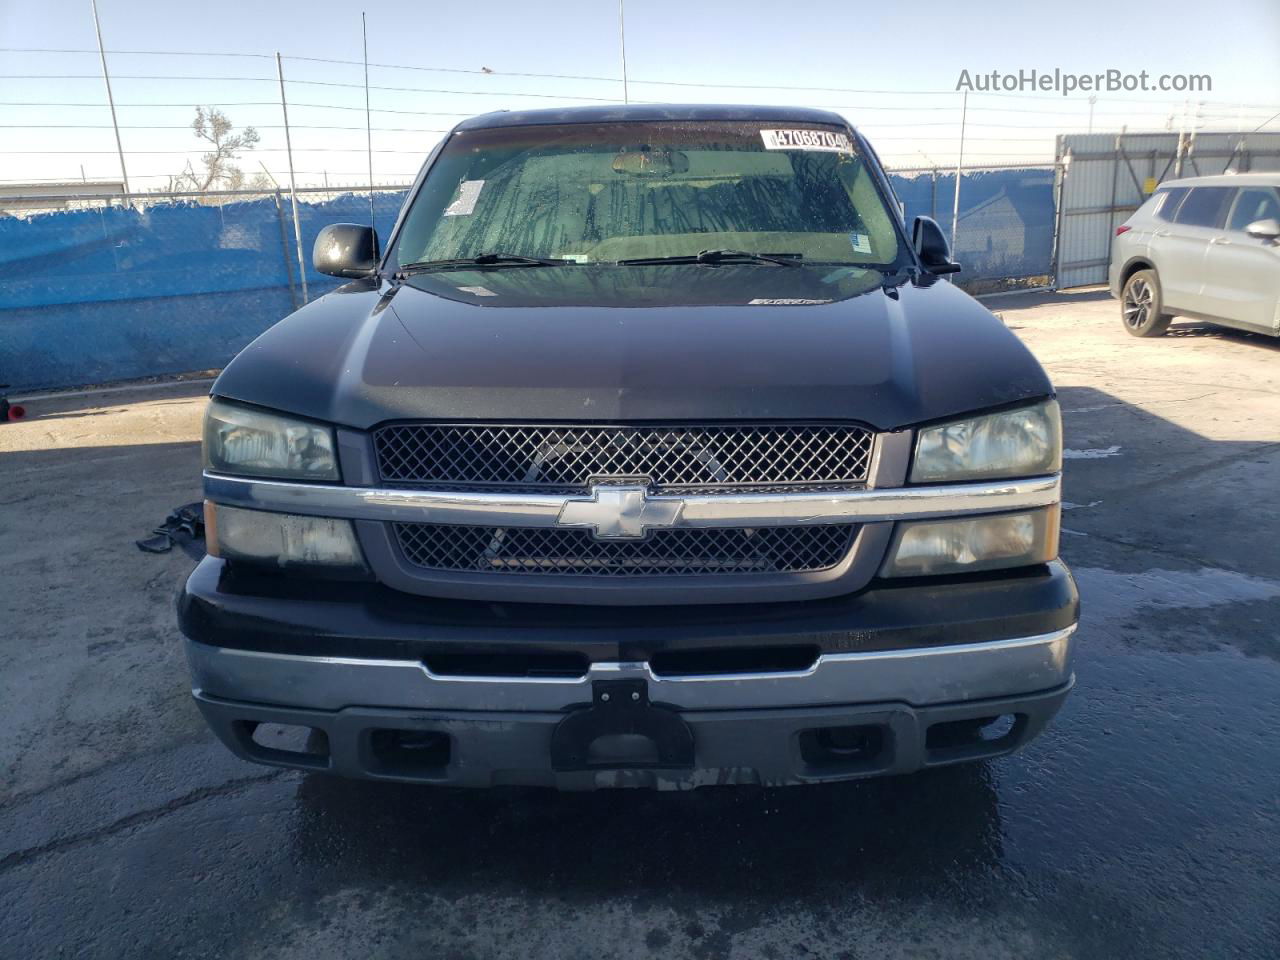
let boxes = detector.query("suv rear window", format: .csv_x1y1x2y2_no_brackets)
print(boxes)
1153,187,1189,222
1173,187,1234,228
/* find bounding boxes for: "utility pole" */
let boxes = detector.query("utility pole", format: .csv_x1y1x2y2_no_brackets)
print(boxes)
275,52,309,304
1175,98,1188,177
89,0,130,201
362,12,377,242
618,0,630,104
950,89,967,252
1087,95,1096,135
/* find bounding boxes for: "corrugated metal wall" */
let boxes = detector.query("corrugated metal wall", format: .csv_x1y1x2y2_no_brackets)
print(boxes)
1054,131,1280,288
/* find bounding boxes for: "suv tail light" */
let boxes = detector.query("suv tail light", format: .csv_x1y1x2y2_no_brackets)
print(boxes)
1115,225,1132,236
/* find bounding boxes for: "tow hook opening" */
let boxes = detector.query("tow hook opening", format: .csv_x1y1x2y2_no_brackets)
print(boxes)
234,720,330,768
799,723,889,772
926,713,1023,760
367,728,452,777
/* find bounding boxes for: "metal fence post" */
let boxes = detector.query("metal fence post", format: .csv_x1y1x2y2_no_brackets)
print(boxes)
1049,150,1069,290
1106,129,1123,268
273,190,300,311
275,52,309,304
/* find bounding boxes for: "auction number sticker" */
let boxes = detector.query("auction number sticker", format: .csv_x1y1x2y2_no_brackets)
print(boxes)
760,129,853,153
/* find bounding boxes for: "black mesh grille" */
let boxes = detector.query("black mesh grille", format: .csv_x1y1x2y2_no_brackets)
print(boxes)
374,424,873,492
393,523,857,577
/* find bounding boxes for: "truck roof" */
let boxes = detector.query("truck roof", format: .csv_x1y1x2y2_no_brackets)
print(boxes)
455,103,853,132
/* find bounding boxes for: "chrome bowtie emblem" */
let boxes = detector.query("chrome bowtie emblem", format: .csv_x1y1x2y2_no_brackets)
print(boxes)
557,484,683,539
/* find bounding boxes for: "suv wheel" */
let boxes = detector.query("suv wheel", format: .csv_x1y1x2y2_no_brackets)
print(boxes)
1121,269,1172,338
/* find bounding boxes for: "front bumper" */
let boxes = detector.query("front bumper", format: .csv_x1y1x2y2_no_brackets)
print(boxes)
180,557,1078,788
192,680,1073,790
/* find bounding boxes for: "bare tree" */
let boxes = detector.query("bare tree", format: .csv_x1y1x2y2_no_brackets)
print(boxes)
169,107,261,192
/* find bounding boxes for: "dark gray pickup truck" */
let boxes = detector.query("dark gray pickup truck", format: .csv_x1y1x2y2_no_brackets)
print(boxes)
180,104,1077,790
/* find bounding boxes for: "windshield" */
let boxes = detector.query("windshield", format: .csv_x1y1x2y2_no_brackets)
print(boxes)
391,120,908,269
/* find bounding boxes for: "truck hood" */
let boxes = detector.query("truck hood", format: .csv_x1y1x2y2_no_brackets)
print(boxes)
212,264,1053,431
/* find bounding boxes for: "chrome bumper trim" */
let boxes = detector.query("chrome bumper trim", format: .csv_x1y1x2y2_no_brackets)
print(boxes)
203,472,1062,530
186,625,1076,712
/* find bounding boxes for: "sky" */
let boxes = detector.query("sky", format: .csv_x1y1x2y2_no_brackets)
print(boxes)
2,0,1278,190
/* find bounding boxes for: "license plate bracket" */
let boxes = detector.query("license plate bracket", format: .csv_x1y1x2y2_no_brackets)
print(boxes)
550,678,694,771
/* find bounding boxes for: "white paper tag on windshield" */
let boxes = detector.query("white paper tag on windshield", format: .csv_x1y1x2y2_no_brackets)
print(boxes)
444,179,485,216
760,129,853,153
457,285,497,297
850,232,872,254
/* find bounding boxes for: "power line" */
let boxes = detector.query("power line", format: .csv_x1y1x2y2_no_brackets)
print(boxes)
0,123,451,131
0,74,277,81
1245,110,1280,135
0,101,477,117
285,78,627,101
3,54,1276,109
0,148,441,154
0,73,634,102
0,46,274,58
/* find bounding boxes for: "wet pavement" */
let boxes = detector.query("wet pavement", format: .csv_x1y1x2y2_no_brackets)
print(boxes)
2,289,1278,958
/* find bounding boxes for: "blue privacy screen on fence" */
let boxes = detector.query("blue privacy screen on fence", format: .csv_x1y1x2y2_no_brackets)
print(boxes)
0,191,408,392
891,167,1056,282
1,169,1054,392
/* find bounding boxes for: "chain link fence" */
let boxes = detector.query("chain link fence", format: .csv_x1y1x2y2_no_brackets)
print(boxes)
2,162,1058,392
887,164,1057,285
1,186,407,390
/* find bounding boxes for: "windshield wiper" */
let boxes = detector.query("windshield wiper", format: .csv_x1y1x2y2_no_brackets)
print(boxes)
616,249,802,267
874,264,922,297
396,253,572,278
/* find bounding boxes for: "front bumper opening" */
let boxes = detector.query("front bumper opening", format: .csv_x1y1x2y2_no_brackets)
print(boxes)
233,720,330,770
367,729,452,777
925,713,1025,763
798,724,889,775
423,651,589,679
649,644,820,677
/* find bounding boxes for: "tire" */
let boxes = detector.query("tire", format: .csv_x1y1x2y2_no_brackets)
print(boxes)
1120,269,1172,338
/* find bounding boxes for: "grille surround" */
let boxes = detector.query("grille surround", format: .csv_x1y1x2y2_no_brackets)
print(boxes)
373,422,874,493
393,523,858,578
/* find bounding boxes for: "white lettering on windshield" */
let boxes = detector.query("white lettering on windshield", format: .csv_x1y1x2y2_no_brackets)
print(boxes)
760,129,853,154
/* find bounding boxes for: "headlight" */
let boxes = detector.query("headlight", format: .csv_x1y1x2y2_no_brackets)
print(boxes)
880,506,1059,578
911,400,1061,483
205,503,367,574
204,399,339,480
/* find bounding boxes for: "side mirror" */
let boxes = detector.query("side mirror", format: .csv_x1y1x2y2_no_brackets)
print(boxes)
313,223,379,278
912,216,961,275
1244,217,1280,241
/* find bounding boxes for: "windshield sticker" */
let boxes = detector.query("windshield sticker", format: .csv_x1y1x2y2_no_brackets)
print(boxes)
443,179,485,216
456,285,497,297
849,232,872,254
760,129,853,154
749,298,833,306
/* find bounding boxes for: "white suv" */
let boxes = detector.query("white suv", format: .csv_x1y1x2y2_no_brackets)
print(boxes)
1109,173,1280,338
